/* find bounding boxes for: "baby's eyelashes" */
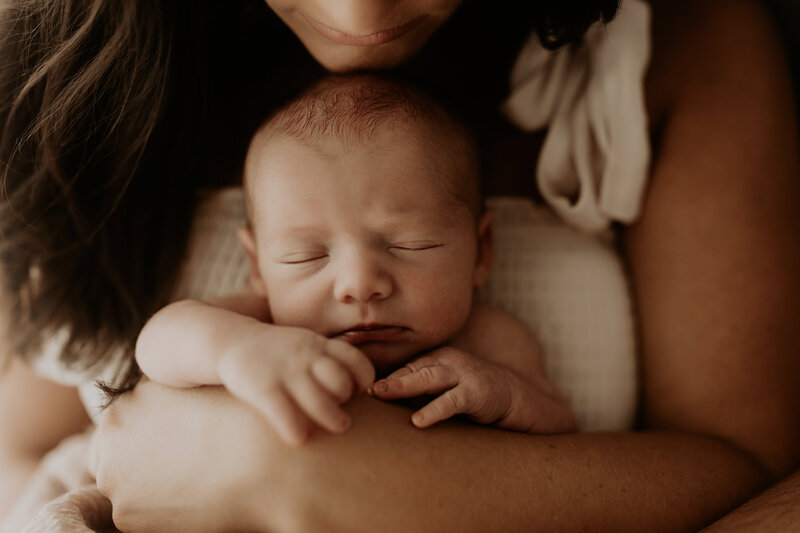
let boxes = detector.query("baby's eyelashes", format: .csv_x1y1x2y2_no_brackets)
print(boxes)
274,242,444,264
278,252,328,264
388,242,443,251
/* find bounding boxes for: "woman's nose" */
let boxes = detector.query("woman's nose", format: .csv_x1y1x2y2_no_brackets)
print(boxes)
320,0,402,33
333,252,393,304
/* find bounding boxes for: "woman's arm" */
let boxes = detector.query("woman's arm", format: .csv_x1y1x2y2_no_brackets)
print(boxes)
628,0,800,477
0,356,91,518
91,0,800,530
93,383,767,533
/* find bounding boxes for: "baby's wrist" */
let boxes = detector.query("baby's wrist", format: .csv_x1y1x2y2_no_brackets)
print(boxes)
216,319,280,367
500,377,577,434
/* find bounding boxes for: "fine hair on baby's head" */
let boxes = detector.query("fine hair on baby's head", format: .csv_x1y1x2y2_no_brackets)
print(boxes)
244,73,482,221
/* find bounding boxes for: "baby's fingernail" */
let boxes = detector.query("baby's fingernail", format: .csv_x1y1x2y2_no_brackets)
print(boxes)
411,412,424,426
373,381,388,393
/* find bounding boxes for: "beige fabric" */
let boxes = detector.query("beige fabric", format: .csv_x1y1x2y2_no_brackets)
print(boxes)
481,197,636,431
171,188,251,300
503,0,651,234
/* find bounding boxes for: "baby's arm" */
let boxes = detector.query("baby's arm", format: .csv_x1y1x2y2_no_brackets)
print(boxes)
371,303,576,434
136,292,269,387
136,294,374,444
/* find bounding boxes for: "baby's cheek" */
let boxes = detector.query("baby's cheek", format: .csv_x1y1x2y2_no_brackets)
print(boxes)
414,285,474,343
266,288,320,330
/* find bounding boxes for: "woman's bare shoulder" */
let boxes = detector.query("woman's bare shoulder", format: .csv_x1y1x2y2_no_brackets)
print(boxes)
646,0,792,125
629,0,800,479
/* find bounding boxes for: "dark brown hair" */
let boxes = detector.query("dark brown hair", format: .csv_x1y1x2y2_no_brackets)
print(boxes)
0,0,619,389
0,1,212,380
536,0,619,49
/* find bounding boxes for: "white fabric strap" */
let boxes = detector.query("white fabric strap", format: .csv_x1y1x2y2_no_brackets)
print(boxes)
502,0,652,234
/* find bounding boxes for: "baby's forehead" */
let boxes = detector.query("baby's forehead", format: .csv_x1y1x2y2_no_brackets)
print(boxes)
246,129,475,220
243,75,482,223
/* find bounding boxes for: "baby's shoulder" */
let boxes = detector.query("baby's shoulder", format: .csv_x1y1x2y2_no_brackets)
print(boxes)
455,303,539,351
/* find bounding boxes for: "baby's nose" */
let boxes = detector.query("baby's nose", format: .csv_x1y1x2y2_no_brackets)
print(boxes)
333,253,393,304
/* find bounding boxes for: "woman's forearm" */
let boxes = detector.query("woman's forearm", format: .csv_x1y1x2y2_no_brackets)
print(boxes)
92,382,769,533
249,395,768,533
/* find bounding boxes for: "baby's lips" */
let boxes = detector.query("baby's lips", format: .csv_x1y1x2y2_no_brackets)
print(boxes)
335,326,409,345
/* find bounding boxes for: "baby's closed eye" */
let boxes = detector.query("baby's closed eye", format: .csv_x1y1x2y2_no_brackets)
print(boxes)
278,252,328,264
388,242,443,251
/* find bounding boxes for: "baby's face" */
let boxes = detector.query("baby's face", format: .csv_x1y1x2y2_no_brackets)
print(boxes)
244,129,490,375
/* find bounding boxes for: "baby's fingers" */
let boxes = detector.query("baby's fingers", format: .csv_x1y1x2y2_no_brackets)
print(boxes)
325,339,375,392
311,357,355,403
248,387,314,446
371,363,458,400
286,375,352,435
410,389,469,428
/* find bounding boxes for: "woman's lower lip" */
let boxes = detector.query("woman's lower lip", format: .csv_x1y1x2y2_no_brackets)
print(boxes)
336,327,408,344
303,14,424,46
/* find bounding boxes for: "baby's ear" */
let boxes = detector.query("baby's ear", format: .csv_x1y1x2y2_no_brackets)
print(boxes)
237,226,268,298
473,209,494,290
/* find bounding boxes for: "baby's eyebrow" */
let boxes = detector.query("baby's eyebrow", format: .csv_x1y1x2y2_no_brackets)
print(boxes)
281,225,323,236
261,225,327,243
382,209,466,229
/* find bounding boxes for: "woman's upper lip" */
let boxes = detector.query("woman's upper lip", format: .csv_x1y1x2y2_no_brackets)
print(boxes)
303,14,424,46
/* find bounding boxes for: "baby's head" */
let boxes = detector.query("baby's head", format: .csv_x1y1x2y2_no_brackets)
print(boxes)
240,75,491,374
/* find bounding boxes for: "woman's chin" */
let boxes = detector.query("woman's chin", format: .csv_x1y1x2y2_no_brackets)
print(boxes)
309,46,414,73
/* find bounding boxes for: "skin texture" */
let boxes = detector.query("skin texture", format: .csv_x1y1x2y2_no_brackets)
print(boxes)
7,0,800,530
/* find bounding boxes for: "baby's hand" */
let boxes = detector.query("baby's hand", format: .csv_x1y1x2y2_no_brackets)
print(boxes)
216,325,374,445
370,347,576,434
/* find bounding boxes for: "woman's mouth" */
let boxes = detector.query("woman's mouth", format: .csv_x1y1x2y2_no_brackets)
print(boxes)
302,14,425,46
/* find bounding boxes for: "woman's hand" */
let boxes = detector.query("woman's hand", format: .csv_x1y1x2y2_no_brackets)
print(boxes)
89,381,287,533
